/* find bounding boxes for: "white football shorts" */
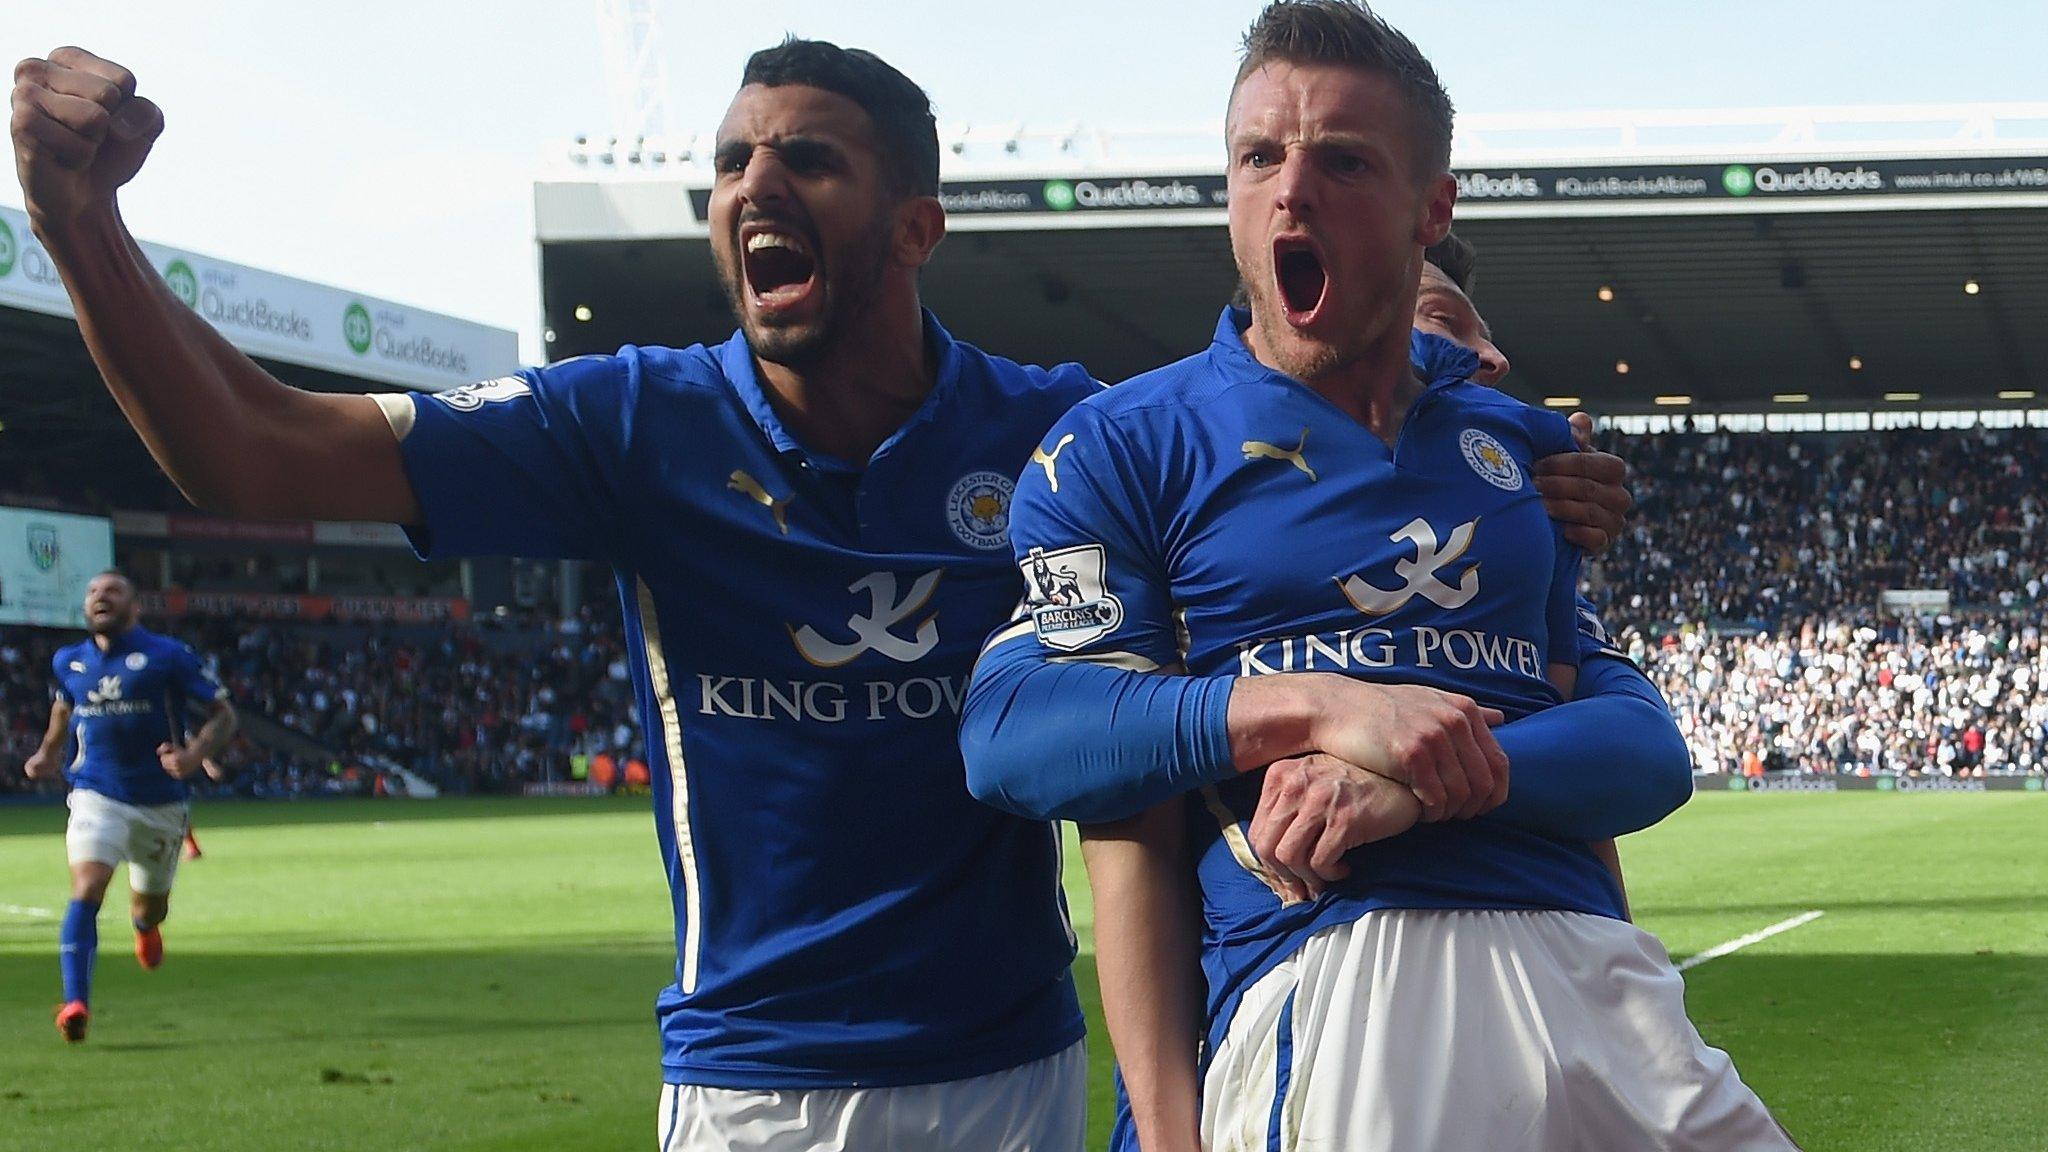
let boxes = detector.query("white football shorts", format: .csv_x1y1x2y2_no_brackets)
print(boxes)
656,1039,1086,1152
66,787,189,896
1202,908,1800,1152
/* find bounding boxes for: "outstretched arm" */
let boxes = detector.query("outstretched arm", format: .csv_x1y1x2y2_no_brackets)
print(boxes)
13,47,417,521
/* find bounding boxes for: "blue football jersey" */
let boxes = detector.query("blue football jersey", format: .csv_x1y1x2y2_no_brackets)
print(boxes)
1001,309,1626,1053
391,313,1093,1088
52,626,226,808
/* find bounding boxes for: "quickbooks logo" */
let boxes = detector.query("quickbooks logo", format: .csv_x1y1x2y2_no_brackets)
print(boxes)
1724,163,1884,196
1042,180,1076,211
0,216,16,277
343,302,373,354
164,260,199,308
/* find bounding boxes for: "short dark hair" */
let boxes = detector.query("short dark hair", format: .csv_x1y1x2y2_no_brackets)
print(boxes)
1232,1,1454,181
740,37,941,198
93,568,133,586
1424,232,1477,296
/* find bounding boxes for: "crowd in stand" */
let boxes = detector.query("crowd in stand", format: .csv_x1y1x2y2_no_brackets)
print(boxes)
5,425,2048,793
1587,427,2048,628
1624,615,2047,777
1584,426,2048,776
1,608,645,797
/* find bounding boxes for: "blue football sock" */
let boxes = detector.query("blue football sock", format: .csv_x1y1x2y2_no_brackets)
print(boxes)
60,899,100,1006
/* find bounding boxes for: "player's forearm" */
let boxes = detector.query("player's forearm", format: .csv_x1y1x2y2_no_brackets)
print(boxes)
36,706,71,757
960,641,1235,823
187,704,237,761
32,207,416,521
1081,810,1206,1152
1489,661,1692,840
1223,673,1329,773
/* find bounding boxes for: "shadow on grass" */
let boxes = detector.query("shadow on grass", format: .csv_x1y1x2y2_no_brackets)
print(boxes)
8,944,2033,1152
1666,951,2048,1152
0,941,674,1152
0,945,1109,1152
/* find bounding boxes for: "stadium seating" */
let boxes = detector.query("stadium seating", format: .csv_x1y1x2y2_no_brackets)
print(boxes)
1,609,644,796
3,425,2044,788
1587,427,2046,628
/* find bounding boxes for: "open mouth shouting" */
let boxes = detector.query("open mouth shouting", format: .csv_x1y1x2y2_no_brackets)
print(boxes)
1272,233,1329,328
739,219,822,321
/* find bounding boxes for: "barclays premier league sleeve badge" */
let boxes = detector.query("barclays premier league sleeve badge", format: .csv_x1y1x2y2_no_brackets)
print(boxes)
1020,544,1124,651
435,376,533,412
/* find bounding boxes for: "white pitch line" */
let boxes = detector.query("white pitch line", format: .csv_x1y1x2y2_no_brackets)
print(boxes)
0,903,56,919
1677,910,1825,972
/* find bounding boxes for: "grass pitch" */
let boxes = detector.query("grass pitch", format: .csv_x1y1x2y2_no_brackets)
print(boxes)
0,793,2042,1150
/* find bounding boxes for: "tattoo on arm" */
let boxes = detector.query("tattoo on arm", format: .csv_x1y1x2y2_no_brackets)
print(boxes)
188,702,238,761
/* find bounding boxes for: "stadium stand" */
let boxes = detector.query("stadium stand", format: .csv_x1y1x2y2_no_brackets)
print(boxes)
2,606,646,797
6,424,2045,788
1587,427,2047,628
1629,614,2045,778
1591,424,2048,778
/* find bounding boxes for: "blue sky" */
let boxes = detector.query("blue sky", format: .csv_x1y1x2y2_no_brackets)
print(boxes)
7,1,2044,362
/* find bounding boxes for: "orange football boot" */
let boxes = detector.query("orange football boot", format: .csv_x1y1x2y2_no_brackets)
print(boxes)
136,925,163,971
56,1000,89,1043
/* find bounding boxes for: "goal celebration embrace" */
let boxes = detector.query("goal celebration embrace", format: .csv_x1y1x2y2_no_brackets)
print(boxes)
9,0,2042,1147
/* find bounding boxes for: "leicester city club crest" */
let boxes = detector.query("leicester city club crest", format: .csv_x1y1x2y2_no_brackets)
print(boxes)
26,523,58,572
946,471,1015,551
1459,428,1524,492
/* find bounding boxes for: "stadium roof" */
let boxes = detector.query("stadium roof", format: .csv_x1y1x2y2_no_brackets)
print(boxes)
535,104,2048,413
0,206,520,509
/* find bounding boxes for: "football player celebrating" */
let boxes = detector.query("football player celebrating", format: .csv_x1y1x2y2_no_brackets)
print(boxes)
24,571,236,1042
962,3,1796,1148
14,36,1630,1146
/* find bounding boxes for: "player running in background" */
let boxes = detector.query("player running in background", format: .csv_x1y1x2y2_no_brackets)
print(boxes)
14,36,1629,1148
23,570,236,1043
963,2,1795,1148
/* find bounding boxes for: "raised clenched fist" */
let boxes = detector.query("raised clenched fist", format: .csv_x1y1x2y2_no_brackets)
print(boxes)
11,47,164,231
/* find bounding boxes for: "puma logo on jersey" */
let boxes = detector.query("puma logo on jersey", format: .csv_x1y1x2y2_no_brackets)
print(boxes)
727,470,791,535
1242,428,1317,482
790,570,944,667
1030,434,1076,493
1339,517,1481,615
